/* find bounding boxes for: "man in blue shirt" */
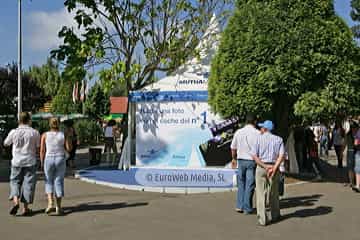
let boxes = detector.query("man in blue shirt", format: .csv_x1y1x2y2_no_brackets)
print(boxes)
251,120,285,226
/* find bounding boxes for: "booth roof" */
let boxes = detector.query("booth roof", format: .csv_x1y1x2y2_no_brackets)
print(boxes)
130,14,220,103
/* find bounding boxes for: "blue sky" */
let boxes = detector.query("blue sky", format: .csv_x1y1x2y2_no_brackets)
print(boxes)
0,0,356,68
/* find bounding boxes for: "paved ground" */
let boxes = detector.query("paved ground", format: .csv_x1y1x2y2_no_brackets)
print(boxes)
0,148,359,240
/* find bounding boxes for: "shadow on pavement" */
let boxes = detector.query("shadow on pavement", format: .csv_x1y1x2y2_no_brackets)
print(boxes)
61,201,148,215
280,206,333,221
316,159,348,183
280,194,323,209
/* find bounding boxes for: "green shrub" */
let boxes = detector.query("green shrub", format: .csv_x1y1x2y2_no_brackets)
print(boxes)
74,119,102,145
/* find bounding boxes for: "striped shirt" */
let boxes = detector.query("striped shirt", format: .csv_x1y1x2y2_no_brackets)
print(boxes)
230,125,260,160
3,125,40,167
251,132,285,163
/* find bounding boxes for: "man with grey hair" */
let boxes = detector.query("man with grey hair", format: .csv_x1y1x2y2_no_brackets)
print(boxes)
3,112,40,216
251,120,285,226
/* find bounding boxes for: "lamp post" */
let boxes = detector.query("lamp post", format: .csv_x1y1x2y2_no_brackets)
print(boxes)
18,0,22,118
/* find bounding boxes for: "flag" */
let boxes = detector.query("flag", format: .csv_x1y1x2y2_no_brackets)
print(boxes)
72,83,76,103
80,80,86,102
72,82,79,103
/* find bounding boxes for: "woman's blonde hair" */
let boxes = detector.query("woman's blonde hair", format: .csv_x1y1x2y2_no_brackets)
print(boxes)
49,117,60,130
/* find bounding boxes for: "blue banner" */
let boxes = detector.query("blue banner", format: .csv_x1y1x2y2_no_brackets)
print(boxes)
129,91,208,102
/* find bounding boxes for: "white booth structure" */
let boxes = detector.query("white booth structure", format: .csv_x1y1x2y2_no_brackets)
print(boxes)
77,15,238,193
128,15,231,168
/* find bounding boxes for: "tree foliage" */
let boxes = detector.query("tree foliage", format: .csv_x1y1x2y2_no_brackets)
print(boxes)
84,82,110,119
51,81,81,114
209,0,360,138
51,0,232,94
0,63,48,115
29,59,62,96
28,59,81,114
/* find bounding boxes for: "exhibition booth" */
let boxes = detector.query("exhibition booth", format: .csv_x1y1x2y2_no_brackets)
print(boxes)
77,15,238,193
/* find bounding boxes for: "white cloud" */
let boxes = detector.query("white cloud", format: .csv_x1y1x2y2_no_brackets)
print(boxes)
26,6,113,52
26,8,78,51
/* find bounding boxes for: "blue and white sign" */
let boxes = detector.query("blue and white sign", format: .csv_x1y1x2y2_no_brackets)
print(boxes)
135,102,222,167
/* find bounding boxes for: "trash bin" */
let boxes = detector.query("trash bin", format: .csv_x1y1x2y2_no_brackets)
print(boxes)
89,148,102,165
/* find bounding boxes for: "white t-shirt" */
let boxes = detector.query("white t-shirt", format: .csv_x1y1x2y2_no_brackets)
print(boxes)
230,125,260,160
4,125,40,167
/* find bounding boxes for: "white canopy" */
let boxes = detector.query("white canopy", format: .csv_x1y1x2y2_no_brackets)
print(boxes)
141,14,221,93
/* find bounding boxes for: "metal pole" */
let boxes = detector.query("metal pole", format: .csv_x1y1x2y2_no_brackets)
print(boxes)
18,0,22,118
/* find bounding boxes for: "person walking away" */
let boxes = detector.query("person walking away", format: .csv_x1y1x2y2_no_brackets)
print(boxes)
251,120,285,226
3,112,40,216
304,126,316,172
319,124,329,157
279,162,286,197
40,118,71,215
230,114,260,214
104,120,118,164
293,125,305,172
333,122,346,168
64,120,78,169
346,123,358,188
352,125,360,192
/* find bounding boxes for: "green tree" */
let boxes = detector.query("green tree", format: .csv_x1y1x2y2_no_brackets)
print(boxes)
51,0,232,148
29,59,82,115
29,59,62,96
51,0,232,92
51,81,80,114
84,82,110,119
209,0,360,138
0,63,48,115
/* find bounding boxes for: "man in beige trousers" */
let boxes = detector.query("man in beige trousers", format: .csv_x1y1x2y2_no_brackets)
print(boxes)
251,120,285,226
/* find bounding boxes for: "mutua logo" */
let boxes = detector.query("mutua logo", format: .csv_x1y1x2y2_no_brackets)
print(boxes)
177,79,208,85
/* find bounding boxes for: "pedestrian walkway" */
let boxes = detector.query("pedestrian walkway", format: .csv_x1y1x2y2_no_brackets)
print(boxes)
317,148,348,183
0,175,359,240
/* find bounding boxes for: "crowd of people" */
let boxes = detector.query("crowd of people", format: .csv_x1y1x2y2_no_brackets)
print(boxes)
230,114,360,226
3,111,360,221
299,120,360,191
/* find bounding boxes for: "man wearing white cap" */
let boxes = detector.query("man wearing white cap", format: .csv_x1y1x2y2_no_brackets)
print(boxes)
251,120,285,226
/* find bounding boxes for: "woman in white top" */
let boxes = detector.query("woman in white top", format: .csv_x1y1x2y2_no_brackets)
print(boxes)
104,120,118,154
40,118,70,215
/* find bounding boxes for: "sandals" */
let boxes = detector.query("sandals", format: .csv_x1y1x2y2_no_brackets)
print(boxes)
9,204,19,216
45,207,55,214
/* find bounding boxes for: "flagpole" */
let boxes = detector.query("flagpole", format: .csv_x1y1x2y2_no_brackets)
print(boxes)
18,0,22,118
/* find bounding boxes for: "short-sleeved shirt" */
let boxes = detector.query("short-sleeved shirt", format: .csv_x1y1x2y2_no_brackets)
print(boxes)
230,125,260,160
251,132,285,164
3,125,40,167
